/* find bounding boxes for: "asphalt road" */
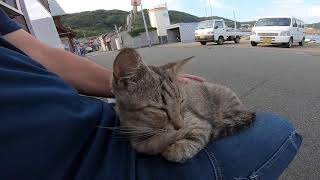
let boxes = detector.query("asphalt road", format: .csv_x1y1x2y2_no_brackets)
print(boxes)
88,44,320,180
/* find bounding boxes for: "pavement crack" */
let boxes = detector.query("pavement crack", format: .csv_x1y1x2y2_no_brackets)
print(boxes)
240,78,272,99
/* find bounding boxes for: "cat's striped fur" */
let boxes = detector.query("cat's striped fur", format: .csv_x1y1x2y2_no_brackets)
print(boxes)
112,48,255,163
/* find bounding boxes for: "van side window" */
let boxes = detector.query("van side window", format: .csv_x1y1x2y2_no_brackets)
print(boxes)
298,21,302,28
293,19,298,27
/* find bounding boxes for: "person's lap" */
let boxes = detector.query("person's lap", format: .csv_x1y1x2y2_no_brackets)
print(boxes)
133,112,302,180
90,101,301,180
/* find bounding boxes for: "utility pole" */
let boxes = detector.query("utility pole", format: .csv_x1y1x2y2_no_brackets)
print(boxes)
233,10,237,30
208,0,213,19
141,4,151,47
204,3,207,18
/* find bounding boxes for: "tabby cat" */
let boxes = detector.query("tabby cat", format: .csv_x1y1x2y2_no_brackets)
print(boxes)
112,48,255,163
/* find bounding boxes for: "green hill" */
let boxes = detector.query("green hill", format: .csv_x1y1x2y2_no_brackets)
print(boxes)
60,9,244,38
61,9,129,38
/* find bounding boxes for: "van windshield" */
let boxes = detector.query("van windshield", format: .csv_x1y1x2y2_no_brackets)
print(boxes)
197,20,213,29
255,18,291,26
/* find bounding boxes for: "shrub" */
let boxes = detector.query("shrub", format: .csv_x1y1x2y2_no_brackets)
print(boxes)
129,27,157,37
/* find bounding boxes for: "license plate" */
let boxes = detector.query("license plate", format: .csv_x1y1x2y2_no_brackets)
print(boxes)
263,38,272,43
200,35,206,39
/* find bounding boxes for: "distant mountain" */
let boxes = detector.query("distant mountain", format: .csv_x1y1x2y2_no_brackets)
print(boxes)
307,22,320,29
61,9,244,38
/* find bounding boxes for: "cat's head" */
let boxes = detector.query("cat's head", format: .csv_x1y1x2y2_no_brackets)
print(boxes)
112,48,192,131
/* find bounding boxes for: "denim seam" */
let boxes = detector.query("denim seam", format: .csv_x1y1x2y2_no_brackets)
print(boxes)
210,152,223,180
289,131,299,150
204,147,222,180
250,130,298,178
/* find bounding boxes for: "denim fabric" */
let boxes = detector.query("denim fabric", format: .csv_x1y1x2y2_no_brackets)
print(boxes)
134,112,302,180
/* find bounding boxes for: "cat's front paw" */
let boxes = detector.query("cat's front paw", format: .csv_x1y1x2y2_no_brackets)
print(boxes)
161,139,193,163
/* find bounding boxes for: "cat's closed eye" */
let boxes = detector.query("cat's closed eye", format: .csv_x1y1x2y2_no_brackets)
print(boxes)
143,108,168,124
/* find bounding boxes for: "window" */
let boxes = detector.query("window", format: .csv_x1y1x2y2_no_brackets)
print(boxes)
0,0,22,15
292,19,298,27
215,21,223,28
255,18,291,26
197,20,214,29
1,0,17,8
0,0,29,31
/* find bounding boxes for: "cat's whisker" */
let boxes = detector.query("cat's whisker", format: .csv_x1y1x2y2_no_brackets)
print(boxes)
111,132,156,140
96,126,171,133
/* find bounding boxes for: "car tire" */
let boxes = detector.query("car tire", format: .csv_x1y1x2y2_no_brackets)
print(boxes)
200,41,207,45
234,36,240,44
284,37,293,48
217,37,224,45
251,41,257,46
299,37,305,46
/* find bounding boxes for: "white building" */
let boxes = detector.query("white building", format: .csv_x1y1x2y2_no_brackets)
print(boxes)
148,5,170,43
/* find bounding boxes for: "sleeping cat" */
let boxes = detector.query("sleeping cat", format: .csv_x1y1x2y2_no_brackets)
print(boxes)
112,48,255,163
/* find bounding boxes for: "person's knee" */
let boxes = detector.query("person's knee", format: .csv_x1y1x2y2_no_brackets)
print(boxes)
203,112,302,179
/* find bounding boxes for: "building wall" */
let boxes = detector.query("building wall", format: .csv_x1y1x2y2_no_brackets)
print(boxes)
119,30,159,49
167,23,199,43
179,23,198,43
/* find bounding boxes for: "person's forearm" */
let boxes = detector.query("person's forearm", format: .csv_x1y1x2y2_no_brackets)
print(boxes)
4,29,113,97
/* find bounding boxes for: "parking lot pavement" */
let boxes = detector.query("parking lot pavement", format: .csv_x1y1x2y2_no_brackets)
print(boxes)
156,39,320,54
88,44,320,180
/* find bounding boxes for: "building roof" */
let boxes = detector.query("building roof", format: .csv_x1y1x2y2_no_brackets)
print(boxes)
166,23,199,30
48,0,66,16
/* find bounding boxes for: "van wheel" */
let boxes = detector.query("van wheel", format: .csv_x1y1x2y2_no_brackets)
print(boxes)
284,37,293,48
200,41,207,45
251,41,257,46
299,37,305,46
234,36,240,44
217,37,224,45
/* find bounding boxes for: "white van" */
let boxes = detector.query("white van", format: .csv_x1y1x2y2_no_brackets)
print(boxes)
250,17,305,48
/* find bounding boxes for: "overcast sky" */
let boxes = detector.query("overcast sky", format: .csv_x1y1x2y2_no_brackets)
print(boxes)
55,0,320,23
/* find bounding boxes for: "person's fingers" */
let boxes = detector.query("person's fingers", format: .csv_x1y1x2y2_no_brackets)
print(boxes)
179,74,207,82
177,77,191,84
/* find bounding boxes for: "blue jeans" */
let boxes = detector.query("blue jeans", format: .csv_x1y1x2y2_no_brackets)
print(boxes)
133,112,302,180
90,106,302,180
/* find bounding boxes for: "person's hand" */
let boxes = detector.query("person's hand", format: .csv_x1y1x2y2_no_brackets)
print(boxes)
177,73,206,84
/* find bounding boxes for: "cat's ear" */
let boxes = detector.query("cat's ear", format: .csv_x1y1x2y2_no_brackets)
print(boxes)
160,56,194,75
113,48,146,80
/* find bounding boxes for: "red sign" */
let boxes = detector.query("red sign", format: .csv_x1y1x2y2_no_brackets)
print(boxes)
131,0,141,6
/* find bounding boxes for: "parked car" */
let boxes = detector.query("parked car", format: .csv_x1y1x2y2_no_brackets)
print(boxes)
250,17,305,48
194,19,242,45
85,47,93,53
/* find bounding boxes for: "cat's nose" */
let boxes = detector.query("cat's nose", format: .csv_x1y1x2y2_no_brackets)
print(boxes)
173,119,184,130
174,125,181,130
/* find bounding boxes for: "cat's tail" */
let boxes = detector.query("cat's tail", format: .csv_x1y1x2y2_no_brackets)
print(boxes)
211,111,256,139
